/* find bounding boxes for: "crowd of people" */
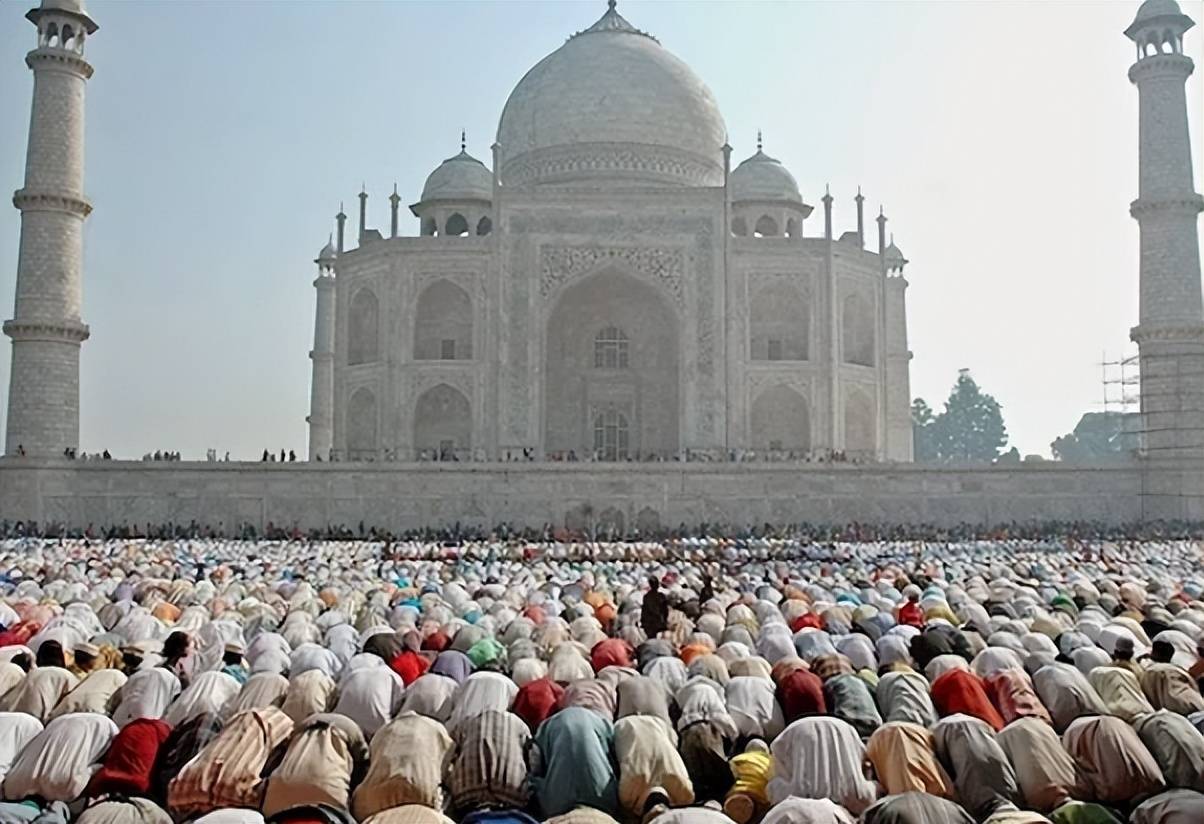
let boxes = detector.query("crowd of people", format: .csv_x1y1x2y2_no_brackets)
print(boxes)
0,533,1202,824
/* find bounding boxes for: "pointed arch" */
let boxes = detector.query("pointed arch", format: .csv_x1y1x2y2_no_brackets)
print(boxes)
445,213,469,237
754,215,779,237
844,388,876,457
476,216,492,236
413,383,472,459
544,269,680,459
750,282,808,361
414,279,473,360
348,287,379,365
750,385,811,452
841,293,875,366
347,387,378,459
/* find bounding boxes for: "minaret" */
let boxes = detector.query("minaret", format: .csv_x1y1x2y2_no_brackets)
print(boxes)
307,237,337,460
4,0,98,457
1125,0,1204,460
357,185,368,244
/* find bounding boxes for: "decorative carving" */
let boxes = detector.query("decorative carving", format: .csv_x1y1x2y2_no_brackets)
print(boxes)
503,144,721,188
2,318,89,343
12,188,92,217
540,245,685,308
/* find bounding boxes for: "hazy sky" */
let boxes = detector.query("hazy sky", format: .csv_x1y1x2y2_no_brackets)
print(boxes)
0,0,1202,460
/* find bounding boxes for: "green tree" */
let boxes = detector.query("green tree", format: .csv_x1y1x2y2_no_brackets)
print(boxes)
1051,411,1139,462
911,398,939,462
912,369,1009,463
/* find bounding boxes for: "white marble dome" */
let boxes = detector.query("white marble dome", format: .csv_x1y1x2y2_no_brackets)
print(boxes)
419,148,492,203
730,148,802,204
496,2,727,188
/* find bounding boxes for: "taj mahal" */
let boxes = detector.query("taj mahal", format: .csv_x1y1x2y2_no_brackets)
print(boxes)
304,1,913,465
1,0,1202,532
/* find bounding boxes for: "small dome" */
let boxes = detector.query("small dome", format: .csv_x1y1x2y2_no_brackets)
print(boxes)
885,240,908,270
1134,0,1183,22
730,148,802,204
317,238,337,262
1126,0,1193,39
419,149,492,203
30,0,97,33
41,0,86,12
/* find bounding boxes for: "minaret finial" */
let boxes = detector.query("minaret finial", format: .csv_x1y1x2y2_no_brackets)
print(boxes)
461,129,466,152
756,130,763,152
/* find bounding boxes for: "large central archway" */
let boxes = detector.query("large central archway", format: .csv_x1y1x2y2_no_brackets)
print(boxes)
544,270,680,460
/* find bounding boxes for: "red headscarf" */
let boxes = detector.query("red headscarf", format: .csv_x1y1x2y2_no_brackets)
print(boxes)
513,677,564,731
590,638,634,673
86,718,172,797
931,669,1005,731
775,669,827,722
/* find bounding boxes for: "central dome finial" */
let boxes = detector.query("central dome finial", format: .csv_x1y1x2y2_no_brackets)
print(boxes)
608,0,616,9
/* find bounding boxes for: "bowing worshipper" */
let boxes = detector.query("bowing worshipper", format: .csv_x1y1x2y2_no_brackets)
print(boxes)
332,663,404,737
1088,666,1155,722
616,674,673,726
447,670,519,734
74,797,172,824
1031,663,1109,732
875,670,938,727
167,707,294,821
724,675,784,742
8,646,78,722
387,632,432,686
767,716,877,815
151,711,226,802
111,667,181,728
996,717,1082,813
758,796,856,824
85,717,172,798
558,678,618,720
983,669,1052,726
3,712,117,803
861,793,975,824
358,808,455,824
49,666,126,719
163,669,241,727
1062,715,1166,807
1046,802,1124,824
289,642,342,681
281,669,336,724
0,661,26,710
398,670,459,722
512,676,564,732
932,714,1021,821
1142,661,1204,715
930,668,1006,731
261,713,368,819
447,709,532,815
1132,711,1204,792
1130,789,1204,824
820,669,881,737
722,739,772,824
351,712,454,820
677,714,734,805
530,706,620,819
229,671,290,715
0,713,41,785
865,722,955,799
613,715,693,819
